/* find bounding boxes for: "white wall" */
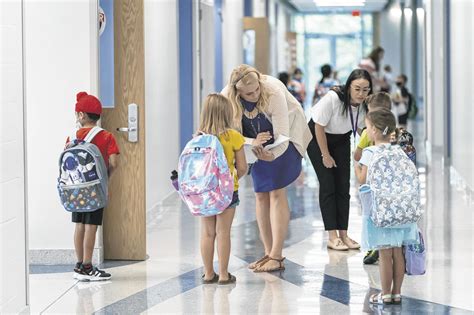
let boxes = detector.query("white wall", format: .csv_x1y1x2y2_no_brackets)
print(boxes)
200,2,216,99
276,4,289,73
144,0,180,209
0,0,28,313
222,0,243,84
379,2,402,76
425,0,446,148
449,0,474,189
253,0,266,17
24,0,99,261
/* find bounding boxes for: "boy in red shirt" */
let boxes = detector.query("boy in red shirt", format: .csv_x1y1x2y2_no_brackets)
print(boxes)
70,92,120,281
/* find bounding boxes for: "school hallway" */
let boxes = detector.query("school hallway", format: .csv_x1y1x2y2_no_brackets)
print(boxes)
26,119,473,314
2,0,474,314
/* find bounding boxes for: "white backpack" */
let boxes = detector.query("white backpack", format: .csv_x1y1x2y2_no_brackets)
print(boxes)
366,144,422,227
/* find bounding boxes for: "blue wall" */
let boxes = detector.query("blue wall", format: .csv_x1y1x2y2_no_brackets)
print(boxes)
214,0,224,91
178,0,194,150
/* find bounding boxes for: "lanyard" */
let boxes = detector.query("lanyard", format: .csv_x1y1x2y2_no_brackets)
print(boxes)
349,105,360,141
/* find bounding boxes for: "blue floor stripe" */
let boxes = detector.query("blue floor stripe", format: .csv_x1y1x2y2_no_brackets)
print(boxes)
93,170,471,314
94,268,203,314
93,256,472,314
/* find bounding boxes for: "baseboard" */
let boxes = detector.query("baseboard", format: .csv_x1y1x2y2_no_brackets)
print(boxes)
29,248,103,265
146,190,180,228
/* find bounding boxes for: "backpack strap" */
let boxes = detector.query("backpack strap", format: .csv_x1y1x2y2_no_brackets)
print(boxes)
84,126,104,143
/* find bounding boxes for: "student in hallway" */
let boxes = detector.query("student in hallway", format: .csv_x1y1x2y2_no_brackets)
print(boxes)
69,92,120,281
198,94,247,285
355,109,419,305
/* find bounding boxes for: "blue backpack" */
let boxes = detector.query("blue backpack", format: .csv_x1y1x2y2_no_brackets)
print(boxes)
57,127,108,212
177,134,234,217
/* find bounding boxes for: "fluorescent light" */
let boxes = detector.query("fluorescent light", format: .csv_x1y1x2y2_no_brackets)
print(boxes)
389,7,402,19
416,8,425,18
404,7,413,19
313,0,366,7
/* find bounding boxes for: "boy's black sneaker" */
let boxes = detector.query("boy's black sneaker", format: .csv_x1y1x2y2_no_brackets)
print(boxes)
73,262,83,279
76,264,111,281
363,250,379,265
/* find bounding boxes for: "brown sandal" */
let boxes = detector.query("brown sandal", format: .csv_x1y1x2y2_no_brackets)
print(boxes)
253,257,285,273
201,273,219,284
248,255,269,270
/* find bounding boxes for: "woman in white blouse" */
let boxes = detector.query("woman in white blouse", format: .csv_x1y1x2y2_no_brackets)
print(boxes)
307,69,373,251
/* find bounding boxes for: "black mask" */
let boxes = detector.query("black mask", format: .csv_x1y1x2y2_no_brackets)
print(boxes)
396,82,403,87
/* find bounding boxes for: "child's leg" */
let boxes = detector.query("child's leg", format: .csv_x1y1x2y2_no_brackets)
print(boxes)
201,216,217,279
378,248,394,295
83,224,98,264
216,208,236,281
392,247,405,295
74,223,85,262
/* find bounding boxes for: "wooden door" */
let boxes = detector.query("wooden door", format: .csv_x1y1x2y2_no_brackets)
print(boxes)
101,0,146,260
243,17,270,74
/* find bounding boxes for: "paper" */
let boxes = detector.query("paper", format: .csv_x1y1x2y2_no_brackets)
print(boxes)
244,135,291,163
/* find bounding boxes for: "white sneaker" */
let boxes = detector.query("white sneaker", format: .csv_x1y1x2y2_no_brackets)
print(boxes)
76,265,111,282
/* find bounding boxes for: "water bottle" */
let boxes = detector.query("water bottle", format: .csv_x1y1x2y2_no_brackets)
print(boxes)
170,170,179,191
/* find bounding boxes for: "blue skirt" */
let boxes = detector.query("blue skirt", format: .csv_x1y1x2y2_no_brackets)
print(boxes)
361,216,419,250
251,142,302,192
359,184,420,250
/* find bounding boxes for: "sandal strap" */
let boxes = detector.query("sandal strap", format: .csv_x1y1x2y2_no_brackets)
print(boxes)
382,294,392,300
370,293,392,304
268,256,286,267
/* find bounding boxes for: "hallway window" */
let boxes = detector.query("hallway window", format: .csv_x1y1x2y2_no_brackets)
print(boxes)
294,14,373,104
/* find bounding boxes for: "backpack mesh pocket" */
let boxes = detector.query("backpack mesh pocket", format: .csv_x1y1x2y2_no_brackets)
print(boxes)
59,180,106,212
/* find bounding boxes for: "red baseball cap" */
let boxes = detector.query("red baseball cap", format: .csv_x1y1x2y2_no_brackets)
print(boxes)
75,91,102,115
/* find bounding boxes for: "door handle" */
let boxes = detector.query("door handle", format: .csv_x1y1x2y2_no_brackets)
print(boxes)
116,103,138,142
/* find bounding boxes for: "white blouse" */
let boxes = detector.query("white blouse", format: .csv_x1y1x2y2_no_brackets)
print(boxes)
310,90,366,134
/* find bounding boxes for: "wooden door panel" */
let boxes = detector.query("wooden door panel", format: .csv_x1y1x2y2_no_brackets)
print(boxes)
102,0,146,260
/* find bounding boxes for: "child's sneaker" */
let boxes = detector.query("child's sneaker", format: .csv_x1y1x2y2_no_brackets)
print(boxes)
73,262,82,279
363,250,379,265
76,264,111,281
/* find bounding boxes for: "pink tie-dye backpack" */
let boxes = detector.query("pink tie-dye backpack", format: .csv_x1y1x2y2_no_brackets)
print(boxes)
177,134,234,216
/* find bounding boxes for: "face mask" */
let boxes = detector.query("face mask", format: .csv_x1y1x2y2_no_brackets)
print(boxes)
396,82,403,87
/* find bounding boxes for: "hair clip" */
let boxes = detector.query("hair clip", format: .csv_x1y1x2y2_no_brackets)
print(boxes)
382,126,389,135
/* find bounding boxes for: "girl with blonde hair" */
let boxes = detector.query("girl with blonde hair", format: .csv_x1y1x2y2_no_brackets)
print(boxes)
222,65,311,272
198,93,247,285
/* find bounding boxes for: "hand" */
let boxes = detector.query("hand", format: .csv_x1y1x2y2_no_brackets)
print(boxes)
252,131,272,146
252,145,275,162
322,155,337,168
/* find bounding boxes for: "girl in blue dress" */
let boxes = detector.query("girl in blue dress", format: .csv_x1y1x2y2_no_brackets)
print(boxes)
354,109,419,305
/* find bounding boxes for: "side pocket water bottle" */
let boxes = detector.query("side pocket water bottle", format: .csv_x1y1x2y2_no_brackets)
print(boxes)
170,170,179,191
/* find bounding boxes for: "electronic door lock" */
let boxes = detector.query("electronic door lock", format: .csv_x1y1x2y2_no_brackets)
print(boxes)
116,103,138,142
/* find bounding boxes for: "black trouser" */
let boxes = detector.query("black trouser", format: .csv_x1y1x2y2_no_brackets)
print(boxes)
307,119,351,231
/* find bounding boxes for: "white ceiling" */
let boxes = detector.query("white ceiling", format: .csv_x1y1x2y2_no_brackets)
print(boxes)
289,0,389,13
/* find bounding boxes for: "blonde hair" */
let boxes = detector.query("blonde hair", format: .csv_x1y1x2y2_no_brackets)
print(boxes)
365,92,391,111
227,64,271,131
199,93,233,138
366,108,397,138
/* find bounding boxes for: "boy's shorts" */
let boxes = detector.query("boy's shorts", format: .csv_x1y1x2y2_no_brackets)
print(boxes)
72,208,104,225
227,191,240,209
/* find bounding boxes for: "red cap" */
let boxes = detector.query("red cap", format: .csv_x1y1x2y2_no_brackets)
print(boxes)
75,92,102,115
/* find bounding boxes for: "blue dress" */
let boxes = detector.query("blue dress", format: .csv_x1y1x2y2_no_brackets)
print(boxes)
241,99,302,193
358,145,420,250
